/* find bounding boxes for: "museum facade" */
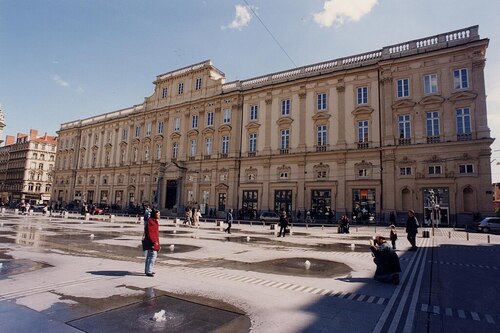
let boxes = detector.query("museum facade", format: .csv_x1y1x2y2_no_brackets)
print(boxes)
52,26,493,225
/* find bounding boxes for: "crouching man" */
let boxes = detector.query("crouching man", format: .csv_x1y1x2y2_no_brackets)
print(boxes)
370,235,401,285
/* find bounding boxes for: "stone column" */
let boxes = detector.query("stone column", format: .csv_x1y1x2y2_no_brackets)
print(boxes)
298,90,307,151
472,58,490,139
263,94,273,154
336,84,346,147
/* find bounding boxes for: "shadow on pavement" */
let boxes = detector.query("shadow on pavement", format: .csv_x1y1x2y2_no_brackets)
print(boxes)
87,270,144,277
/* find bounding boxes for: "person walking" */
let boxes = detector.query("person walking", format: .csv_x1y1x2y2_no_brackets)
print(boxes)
143,209,161,277
370,235,401,285
389,224,398,250
224,209,233,234
277,209,289,237
193,208,201,226
405,209,420,251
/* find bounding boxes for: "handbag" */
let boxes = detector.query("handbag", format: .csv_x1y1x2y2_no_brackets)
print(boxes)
142,236,152,251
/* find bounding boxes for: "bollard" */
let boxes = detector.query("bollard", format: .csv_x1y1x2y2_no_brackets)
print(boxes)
448,231,451,239
306,223,308,230
85,213,90,221
14,208,19,215
374,226,377,233
0,207,5,214
466,232,469,241
356,227,358,233
238,220,240,226
250,220,252,227
322,225,324,231
110,214,115,222
488,235,490,244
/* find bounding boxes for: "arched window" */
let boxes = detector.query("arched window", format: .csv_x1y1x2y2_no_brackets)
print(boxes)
463,187,474,212
402,188,412,211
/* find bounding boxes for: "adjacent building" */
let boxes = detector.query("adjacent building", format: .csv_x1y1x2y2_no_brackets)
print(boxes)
53,26,493,225
0,129,57,205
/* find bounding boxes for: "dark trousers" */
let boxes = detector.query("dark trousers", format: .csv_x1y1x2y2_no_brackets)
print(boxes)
225,222,232,233
278,225,286,237
391,240,396,250
407,233,417,248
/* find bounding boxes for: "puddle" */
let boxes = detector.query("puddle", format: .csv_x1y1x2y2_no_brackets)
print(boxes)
66,290,250,333
0,259,52,278
311,242,370,252
160,230,192,235
189,257,351,278
158,244,201,254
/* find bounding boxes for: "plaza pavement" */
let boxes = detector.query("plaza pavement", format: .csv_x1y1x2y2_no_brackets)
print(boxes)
0,211,498,332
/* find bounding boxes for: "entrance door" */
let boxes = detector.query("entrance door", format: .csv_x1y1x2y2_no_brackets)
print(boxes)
166,180,177,209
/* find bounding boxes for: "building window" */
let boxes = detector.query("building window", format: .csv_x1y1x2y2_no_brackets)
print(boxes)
94,134,99,144
122,129,128,141
357,86,368,105
190,139,197,157
162,87,168,98
456,107,471,141
249,133,257,152
317,93,327,111
453,68,468,89
280,172,288,179
146,123,152,136
459,164,474,174
218,193,226,211
207,112,214,126
172,142,178,159
242,190,258,214
317,171,327,178
400,167,412,176
105,151,110,166
280,129,290,150
398,114,411,144
33,153,38,160
144,146,149,161
317,125,327,146
178,82,184,94
195,78,202,90
221,136,229,155
250,105,258,120
426,111,440,142
428,165,442,175
45,184,51,192
205,137,212,156
135,126,141,138
223,109,231,124
358,121,369,143
156,144,161,160
157,121,164,134
358,169,368,177
174,118,180,131
192,115,198,129
424,74,438,94
281,99,290,116
28,183,34,191
397,78,410,98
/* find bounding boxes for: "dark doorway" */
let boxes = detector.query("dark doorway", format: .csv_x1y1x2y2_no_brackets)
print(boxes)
166,180,177,209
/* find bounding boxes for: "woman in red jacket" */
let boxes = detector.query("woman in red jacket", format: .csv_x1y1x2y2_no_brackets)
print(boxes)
144,209,160,277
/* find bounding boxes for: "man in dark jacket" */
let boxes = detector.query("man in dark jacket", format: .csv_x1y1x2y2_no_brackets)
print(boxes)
405,209,419,251
370,235,401,285
277,209,289,237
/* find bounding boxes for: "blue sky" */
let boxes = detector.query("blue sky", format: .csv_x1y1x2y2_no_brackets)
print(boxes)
1,0,500,179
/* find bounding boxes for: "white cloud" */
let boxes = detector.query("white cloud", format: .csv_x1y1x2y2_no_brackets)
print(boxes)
53,74,69,87
313,0,378,28
222,4,253,30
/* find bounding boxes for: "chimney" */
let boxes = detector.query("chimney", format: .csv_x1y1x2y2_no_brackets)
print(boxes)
5,135,15,145
29,129,38,140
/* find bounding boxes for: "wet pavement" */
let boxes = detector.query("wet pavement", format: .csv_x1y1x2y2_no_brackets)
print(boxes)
0,212,498,332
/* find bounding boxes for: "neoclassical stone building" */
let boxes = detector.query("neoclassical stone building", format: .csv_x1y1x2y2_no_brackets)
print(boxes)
53,26,492,225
